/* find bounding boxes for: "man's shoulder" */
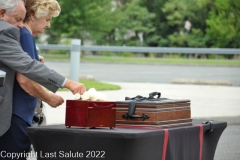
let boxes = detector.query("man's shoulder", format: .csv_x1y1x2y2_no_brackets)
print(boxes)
0,20,18,32
0,20,20,42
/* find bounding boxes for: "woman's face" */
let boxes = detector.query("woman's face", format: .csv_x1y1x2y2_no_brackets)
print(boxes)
32,15,52,36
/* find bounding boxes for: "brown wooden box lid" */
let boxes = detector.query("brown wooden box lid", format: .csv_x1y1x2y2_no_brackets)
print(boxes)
116,99,190,109
115,99,191,125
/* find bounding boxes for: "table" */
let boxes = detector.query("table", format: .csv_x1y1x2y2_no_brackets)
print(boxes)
27,120,227,160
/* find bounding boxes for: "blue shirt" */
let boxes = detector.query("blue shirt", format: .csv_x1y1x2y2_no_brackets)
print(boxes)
12,27,39,125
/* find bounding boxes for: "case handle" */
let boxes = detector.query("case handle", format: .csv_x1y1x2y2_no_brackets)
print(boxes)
121,100,150,121
125,92,166,101
148,92,161,99
122,92,163,121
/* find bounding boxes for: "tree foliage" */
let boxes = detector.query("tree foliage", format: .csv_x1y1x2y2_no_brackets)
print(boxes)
206,0,240,48
110,0,156,46
41,0,239,49
47,0,118,44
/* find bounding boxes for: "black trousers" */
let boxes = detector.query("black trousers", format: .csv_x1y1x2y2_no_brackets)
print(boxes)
0,114,31,160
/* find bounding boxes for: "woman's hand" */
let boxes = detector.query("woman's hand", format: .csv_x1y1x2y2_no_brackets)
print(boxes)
39,55,45,63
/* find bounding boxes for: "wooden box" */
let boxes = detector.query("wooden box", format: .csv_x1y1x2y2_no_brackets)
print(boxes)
116,99,192,128
65,100,116,129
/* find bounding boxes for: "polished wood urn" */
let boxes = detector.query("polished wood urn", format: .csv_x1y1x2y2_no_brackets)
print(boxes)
65,100,116,129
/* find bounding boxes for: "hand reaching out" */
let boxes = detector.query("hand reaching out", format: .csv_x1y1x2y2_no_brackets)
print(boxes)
64,79,86,95
45,91,64,108
38,55,44,63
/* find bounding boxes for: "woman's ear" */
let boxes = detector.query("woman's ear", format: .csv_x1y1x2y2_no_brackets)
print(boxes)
30,14,35,21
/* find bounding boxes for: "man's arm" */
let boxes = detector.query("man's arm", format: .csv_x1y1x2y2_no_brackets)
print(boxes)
0,22,86,94
0,24,65,92
16,73,64,107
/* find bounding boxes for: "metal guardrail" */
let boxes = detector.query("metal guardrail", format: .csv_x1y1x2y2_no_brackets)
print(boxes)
37,44,240,55
37,44,71,51
37,40,239,82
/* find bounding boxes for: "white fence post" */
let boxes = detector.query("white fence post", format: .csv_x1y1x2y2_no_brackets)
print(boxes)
70,39,81,82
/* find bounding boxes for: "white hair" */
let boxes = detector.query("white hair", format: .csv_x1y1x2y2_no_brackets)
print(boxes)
0,0,24,14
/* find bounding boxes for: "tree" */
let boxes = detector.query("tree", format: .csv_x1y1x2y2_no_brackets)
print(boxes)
139,0,170,47
110,0,156,46
206,0,240,48
45,0,119,45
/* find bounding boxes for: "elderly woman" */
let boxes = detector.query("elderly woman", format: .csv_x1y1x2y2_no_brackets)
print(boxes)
0,0,64,159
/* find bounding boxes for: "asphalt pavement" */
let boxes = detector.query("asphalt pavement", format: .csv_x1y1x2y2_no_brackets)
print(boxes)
45,62,240,86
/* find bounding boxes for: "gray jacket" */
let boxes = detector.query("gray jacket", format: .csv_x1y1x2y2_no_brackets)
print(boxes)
0,20,65,136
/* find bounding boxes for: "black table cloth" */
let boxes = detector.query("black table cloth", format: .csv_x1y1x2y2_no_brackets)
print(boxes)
27,120,227,160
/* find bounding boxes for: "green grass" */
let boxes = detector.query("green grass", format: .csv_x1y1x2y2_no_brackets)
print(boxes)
81,56,240,66
42,54,69,60
41,54,240,66
58,80,121,91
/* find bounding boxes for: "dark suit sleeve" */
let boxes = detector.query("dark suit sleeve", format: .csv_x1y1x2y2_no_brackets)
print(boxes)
0,25,65,93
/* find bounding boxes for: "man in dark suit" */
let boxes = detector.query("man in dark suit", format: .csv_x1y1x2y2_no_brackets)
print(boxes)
0,0,86,140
